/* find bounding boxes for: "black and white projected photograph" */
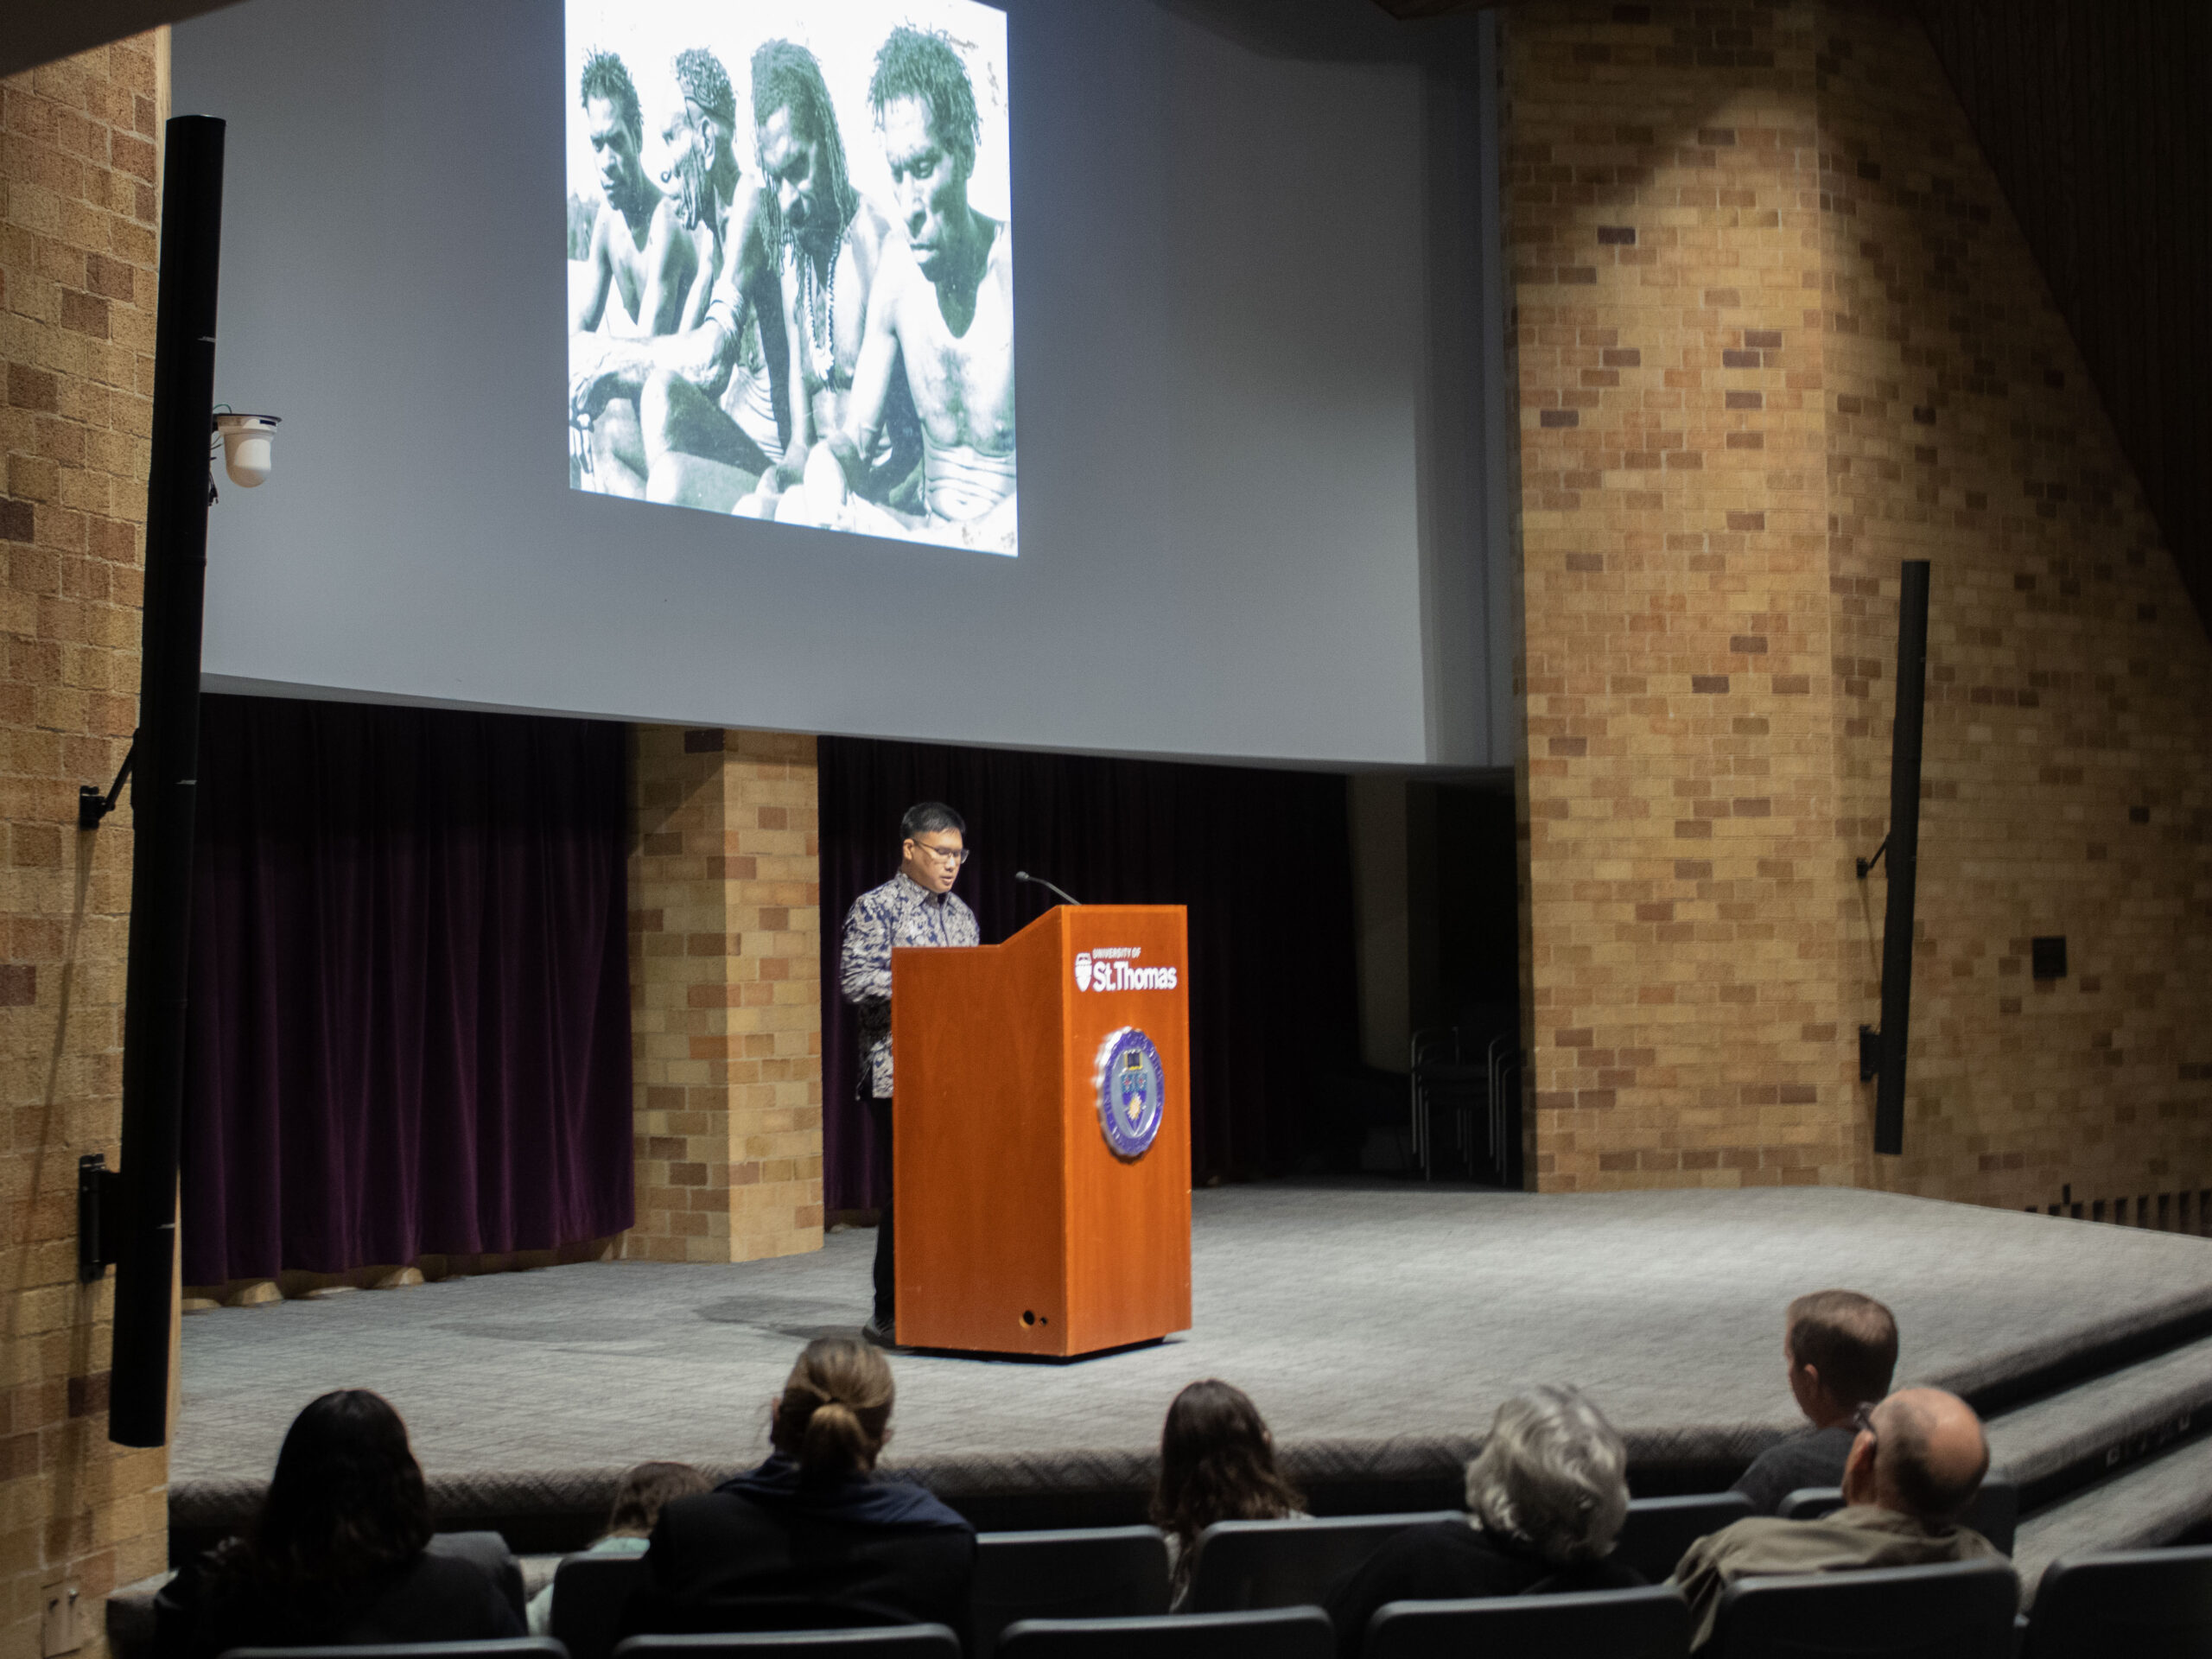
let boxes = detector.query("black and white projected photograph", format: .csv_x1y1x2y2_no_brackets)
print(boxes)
565,0,1015,556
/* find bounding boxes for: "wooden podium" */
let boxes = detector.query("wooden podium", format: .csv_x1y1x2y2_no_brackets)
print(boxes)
891,905,1192,1357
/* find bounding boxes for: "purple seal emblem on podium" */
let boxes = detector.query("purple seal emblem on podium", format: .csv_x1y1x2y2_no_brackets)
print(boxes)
1093,1027,1165,1159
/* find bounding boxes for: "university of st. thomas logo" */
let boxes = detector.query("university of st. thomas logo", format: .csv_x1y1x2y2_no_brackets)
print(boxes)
1074,951,1093,992
1093,1027,1164,1159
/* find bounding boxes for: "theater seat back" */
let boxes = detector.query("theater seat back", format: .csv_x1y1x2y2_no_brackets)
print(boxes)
1708,1559,2018,1659
2025,1545,2212,1658
612,1626,961,1658
998,1606,1333,1659
551,1550,650,1659
969,1528,1171,1659
1363,1583,1691,1659
1776,1478,2018,1556
1616,1493,1756,1581
1186,1511,1462,1614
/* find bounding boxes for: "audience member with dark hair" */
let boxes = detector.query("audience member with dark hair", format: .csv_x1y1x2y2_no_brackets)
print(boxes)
154,1389,522,1659
526,1460,712,1634
1150,1379,1307,1608
1675,1386,2004,1650
1324,1387,1644,1659
628,1336,975,1635
1732,1289,1899,1515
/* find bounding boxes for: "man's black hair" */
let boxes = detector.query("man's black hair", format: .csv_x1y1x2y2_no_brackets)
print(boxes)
580,48,644,147
900,801,965,842
673,48,735,125
751,39,857,251
868,26,981,176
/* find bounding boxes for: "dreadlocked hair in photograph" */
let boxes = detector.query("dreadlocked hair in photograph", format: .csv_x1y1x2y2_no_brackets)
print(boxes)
868,26,980,176
673,48,735,125
751,39,857,254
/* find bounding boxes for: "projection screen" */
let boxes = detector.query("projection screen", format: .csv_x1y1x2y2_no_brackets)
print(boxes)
566,1,1016,556
176,0,1507,769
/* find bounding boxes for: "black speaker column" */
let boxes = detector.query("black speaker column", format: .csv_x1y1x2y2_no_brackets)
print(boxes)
1872,560,1930,1157
108,115,226,1449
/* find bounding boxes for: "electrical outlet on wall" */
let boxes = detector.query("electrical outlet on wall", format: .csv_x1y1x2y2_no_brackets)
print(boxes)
41,1581,81,1657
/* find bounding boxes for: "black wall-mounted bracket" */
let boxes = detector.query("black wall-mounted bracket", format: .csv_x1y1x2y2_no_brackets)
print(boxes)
1859,1026,1883,1083
78,734,137,830
1855,836,1889,881
78,1153,121,1282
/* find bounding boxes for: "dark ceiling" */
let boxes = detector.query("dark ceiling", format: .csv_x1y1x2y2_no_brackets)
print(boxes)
1910,0,2212,637
0,0,241,81
1373,0,2212,635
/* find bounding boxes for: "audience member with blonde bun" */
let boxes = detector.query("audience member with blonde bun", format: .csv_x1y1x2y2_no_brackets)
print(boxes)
627,1336,975,1636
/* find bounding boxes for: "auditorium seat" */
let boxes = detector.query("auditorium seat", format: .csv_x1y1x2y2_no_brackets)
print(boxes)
221,1642,565,1659
1775,1477,2018,1554
1705,1559,2019,1658
1361,1584,1692,1659
1615,1493,1757,1580
2022,1544,2212,1657
969,1528,1171,1659
1185,1512,1462,1614
997,1606,1334,1659
611,1628,960,1659
550,1551,649,1659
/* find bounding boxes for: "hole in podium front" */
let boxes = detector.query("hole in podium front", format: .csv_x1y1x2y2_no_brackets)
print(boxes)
1021,1310,1035,1325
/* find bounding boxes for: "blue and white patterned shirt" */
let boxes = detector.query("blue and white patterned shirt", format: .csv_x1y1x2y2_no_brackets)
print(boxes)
839,871,980,1099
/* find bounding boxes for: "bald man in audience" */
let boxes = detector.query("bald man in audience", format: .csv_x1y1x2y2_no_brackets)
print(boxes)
1674,1388,2007,1650
1733,1289,1898,1514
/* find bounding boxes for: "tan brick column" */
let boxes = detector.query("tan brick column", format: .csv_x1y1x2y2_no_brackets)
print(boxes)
626,728,823,1262
1506,4,1853,1191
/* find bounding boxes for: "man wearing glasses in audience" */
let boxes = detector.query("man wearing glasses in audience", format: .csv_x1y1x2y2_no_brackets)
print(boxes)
839,802,979,1347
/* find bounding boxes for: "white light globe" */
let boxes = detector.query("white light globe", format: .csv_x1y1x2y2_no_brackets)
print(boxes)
215,413,280,487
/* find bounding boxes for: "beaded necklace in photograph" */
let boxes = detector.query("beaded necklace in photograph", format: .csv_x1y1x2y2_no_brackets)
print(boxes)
798,217,851,362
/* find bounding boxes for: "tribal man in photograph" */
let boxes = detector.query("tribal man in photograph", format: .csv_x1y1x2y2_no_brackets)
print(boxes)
788,26,1015,553
569,48,702,495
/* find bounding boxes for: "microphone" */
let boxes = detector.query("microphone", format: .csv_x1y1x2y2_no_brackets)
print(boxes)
1014,871,1083,906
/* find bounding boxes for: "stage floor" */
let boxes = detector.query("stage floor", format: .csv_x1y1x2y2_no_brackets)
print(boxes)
176,1181,2212,1524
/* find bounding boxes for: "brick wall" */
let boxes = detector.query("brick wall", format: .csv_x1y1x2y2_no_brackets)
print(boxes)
1813,3,2212,1216
0,30,168,1657
627,727,824,1262
1504,0,2212,1206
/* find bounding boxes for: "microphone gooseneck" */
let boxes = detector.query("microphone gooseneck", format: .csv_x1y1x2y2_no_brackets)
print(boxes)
1014,871,1083,906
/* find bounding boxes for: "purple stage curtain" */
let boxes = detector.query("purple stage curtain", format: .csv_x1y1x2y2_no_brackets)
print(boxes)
180,695,633,1285
817,736,1361,1210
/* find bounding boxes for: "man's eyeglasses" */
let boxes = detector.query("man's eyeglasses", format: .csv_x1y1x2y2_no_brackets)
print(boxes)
907,841,970,867
1853,1401,1880,1455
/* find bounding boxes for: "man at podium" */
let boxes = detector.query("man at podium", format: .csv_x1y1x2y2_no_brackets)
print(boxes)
838,802,980,1347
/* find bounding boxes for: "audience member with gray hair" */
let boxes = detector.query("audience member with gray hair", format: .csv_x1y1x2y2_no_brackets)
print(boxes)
1323,1387,1643,1659
1673,1386,2006,1650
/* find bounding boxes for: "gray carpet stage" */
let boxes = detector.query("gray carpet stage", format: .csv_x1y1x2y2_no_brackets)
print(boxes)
174,1184,2212,1580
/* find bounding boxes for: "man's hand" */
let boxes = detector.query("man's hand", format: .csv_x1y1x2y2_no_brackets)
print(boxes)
797,431,868,500
569,361,636,426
